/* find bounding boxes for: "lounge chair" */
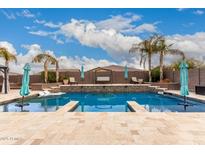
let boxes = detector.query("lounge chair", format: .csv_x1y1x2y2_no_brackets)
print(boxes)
138,78,144,84
69,77,77,84
96,76,110,83
131,77,138,84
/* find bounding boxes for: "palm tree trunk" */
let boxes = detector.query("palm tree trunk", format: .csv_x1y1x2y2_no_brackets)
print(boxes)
56,62,59,83
5,60,10,92
159,50,164,82
44,61,48,83
5,60,9,68
148,53,152,82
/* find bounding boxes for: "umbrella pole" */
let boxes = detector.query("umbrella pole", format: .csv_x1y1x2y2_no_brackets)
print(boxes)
184,96,187,111
21,96,24,112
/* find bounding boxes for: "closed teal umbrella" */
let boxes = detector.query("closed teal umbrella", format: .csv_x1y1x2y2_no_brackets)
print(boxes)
180,60,189,96
18,63,31,111
180,60,189,110
20,63,31,97
124,65,128,79
81,65,84,80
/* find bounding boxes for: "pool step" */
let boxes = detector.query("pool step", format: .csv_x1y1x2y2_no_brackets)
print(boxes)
148,85,168,92
50,86,61,92
127,101,147,112
56,101,79,113
156,87,168,91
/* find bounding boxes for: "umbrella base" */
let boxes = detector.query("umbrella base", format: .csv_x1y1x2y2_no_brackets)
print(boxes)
15,103,30,107
177,103,193,106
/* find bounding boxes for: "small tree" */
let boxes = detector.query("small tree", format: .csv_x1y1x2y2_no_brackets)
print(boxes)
32,53,59,83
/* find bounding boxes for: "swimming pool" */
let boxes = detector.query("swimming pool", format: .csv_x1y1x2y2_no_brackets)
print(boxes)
1,92,205,112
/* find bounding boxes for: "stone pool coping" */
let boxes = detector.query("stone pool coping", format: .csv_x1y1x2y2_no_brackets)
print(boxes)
165,90,205,104
0,90,41,105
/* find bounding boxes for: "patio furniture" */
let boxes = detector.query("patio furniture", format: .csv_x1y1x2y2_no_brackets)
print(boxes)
131,77,138,84
0,64,8,94
138,79,144,84
195,85,205,95
69,77,77,84
96,76,110,82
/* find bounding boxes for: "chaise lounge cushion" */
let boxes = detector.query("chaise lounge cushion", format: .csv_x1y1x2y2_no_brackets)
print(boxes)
131,77,138,83
69,77,77,83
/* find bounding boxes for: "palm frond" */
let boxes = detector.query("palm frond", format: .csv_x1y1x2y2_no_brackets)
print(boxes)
0,47,17,63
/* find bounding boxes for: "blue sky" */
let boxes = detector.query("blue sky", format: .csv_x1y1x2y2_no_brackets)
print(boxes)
0,8,205,73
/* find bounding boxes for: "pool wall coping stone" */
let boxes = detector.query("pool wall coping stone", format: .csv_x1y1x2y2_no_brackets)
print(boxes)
0,91,40,105
127,101,147,112
164,91,205,104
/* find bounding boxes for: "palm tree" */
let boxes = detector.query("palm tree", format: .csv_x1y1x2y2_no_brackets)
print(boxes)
0,47,17,68
32,53,59,83
154,35,185,82
171,58,204,71
129,35,159,82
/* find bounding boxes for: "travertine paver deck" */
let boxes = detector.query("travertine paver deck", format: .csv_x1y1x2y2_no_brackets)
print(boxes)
1,89,205,144
1,112,205,145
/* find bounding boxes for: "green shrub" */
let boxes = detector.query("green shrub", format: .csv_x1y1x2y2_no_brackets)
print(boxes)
151,66,160,82
41,71,56,83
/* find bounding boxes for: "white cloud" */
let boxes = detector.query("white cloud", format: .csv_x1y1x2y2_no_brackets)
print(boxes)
125,23,158,34
0,43,144,74
34,19,46,24
193,10,204,15
96,14,141,32
61,18,141,59
24,26,36,30
167,32,205,61
1,10,16,20
44,21,63,28
29,30,64,44
30,13,158,48
34,19,63,28
16,9,35,18
29,30,50,36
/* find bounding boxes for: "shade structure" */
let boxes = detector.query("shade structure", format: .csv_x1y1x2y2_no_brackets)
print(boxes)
180,60,189,96
81,65,84,80
20,63,31,97
0,65,9,94
1,74,9,94
124,65,128,79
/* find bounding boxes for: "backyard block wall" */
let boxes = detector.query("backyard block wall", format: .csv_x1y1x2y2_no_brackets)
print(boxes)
0,70,149,86
164,68,205,91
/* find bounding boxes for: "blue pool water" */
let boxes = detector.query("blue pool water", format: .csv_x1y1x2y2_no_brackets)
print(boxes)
1,92,205,112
